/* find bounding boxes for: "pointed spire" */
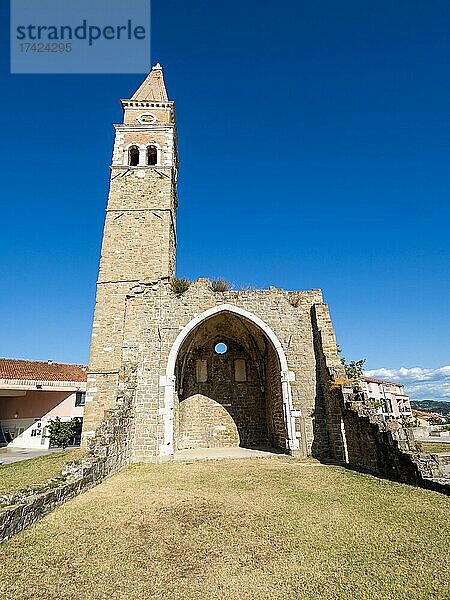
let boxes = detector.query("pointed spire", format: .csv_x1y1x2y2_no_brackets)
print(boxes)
131,63,169,102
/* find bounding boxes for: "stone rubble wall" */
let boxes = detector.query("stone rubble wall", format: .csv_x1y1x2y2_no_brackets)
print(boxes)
310,303,450,494
340,388,450,495
0,475,97,544
310,303,347,461
0,384,134,544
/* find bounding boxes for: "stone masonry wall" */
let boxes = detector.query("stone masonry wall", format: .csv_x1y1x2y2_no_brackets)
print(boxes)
0,388,134,543
341,390,450,494
311,303,347,461
178,338,267,449
83,166,177,445
120,279,325,461
310,304,449,492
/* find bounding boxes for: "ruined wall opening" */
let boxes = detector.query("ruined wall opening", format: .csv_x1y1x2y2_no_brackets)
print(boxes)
173,310,288,452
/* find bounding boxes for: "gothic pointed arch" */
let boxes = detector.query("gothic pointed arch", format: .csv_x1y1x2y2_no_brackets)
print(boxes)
161,304,298,457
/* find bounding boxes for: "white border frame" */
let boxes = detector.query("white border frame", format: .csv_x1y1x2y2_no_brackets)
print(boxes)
160,303,299,456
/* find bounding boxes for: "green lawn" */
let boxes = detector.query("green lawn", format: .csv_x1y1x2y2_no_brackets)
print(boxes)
417,441,450,454
0,449,82,496
0,459,449,600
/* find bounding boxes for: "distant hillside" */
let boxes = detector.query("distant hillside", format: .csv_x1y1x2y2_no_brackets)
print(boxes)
410,400,450,417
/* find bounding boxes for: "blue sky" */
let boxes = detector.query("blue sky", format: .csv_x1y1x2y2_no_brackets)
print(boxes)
0,1,449,401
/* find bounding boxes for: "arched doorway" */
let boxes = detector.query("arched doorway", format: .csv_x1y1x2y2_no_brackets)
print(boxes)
161,304,298,457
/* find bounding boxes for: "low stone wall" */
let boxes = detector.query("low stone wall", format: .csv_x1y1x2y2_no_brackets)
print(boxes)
1,464,97,543
341,389,450,495
0,389,134,544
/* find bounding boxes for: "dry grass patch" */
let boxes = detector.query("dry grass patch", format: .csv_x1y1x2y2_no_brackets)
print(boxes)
0,449,82,496
417,442,450,454
0,459,449,600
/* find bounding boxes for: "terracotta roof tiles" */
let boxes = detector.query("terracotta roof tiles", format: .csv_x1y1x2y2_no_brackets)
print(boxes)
0,358,87,383
362,376,403,387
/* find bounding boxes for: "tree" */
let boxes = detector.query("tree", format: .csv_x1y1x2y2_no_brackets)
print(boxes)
342,359,366,380
48,417,77,449
337,345,366,381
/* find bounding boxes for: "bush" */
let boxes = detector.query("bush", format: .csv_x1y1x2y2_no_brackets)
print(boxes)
210,278,230,292
48,417,79,449
239,284,256,291
401,415,419,428
369,399,384,411
170,277,191,295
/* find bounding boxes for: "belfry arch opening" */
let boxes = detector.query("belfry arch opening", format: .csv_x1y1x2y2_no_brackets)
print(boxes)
147,145,158,165
128,145,139,166
170,308,292,453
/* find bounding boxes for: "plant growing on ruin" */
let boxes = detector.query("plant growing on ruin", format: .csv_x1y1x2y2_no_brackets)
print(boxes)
170,277,191,295
337,346,366,380
288,293,301,308
401,414,419,428
239,284,256,291
331,346,366,389
342,358,366,380
210,278,230,292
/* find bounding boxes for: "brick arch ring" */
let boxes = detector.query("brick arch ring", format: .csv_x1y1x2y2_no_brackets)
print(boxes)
160,303,299,457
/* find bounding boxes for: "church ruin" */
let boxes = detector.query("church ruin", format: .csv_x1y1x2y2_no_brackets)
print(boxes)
80,66,449,492
3,64,448,546
81,64,348,461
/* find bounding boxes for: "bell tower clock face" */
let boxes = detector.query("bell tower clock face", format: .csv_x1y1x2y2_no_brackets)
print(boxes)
137,112,157,124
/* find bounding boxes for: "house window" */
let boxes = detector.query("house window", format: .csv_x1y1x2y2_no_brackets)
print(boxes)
75,392,86,407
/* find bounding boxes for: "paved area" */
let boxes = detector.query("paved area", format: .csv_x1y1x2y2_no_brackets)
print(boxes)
174,446,287,462
416,437,450,444
0,447,64,465
174,446,298,463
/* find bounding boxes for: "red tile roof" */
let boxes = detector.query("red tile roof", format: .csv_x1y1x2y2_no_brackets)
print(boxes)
0,358,87,382
412,409,442,419
362,376,403,387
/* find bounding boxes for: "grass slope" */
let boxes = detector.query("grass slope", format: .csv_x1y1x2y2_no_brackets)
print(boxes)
0,449,82,496
417,442,450,454
0,459,449,600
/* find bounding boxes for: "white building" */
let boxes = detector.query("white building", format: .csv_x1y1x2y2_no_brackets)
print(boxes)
360,376,412,419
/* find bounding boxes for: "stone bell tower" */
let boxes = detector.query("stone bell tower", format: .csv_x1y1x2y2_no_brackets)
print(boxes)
82,64,179,442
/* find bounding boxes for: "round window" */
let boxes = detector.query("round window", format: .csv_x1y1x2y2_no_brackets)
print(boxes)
214,342,228,355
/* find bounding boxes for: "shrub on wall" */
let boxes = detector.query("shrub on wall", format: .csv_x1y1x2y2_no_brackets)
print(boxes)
210,278,230,292
170,277,191,295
